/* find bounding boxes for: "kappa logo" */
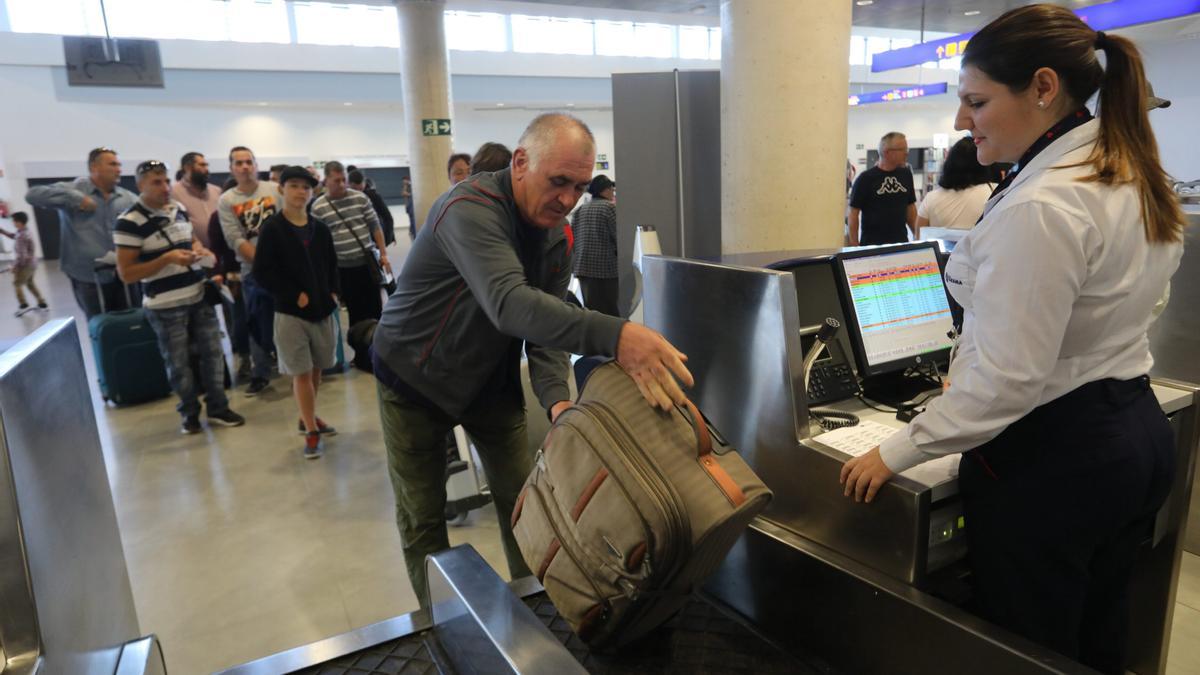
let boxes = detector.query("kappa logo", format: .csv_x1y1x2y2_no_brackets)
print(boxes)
877,176,908,195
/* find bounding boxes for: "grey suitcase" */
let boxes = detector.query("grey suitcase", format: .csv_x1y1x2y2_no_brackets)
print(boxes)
512,362,771,649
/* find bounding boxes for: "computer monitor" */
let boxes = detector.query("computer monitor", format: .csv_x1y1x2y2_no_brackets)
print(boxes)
835,242,955,378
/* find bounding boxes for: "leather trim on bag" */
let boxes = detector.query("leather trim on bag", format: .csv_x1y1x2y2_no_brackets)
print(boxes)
683,399,713,456
537,537,560,582
570,467,609,522
577,603,606,643
626,541,647,572
700,454,746,507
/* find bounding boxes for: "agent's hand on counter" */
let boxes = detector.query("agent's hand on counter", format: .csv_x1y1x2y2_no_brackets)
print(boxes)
615,322,694,410
840,446,895,503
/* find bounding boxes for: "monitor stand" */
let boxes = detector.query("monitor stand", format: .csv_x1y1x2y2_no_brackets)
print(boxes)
860,370,941,408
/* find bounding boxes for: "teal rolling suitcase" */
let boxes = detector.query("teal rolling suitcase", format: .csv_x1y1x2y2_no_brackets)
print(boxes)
88,308,171,405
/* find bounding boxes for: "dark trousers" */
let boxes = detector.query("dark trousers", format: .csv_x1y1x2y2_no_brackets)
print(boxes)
71,276,141,319
338,265,383,369
224,280,250,356
959,375,1175,674
241,273,275,380
578,276,620,318
376,380,533,606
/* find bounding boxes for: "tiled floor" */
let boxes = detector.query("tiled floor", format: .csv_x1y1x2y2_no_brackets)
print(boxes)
3,243,1200,674
0,238,521,674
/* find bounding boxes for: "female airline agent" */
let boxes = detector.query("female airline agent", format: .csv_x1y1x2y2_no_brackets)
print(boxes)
839,5,1185,674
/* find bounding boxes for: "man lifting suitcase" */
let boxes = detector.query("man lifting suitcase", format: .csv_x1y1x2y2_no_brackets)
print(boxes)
372,112,693,605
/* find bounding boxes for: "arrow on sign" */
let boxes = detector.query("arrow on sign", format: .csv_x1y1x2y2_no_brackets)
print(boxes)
438,120,451,134
936,45,945,59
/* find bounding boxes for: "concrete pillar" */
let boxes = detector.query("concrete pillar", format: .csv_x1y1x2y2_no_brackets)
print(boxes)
395,0,453,232
720,0,852,253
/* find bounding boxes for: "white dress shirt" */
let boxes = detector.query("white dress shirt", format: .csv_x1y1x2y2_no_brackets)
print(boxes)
880,119,1184,473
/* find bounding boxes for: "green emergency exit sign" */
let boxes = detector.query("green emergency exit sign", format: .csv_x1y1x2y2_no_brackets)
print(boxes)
422,119,452,136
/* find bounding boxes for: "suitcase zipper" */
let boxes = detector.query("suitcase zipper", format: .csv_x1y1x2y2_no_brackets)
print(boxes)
572,402,691,579
558,419,656,575
529,478,612,620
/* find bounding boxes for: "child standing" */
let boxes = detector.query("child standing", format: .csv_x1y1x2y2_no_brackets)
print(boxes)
5,212,48,315
251,167,340,459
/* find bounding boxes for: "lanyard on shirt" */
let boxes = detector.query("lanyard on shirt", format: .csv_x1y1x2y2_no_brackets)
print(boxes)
977,108,1094,223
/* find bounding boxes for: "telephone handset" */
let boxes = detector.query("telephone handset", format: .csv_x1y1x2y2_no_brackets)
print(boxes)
801,319,861,406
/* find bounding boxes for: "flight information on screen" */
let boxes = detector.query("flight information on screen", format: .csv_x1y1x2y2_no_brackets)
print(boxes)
842,247,955,368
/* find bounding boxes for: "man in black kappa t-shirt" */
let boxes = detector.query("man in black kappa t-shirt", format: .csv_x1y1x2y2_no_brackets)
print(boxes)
849,131,918,246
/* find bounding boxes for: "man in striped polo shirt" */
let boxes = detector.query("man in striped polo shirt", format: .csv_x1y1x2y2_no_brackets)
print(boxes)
115,160,246,434
310,160,390,370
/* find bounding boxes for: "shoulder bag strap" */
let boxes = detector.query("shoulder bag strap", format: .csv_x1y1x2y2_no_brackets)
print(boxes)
325,197,377,261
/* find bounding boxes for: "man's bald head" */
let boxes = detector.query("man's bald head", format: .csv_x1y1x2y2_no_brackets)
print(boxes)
517,113,596,170
510,112,596,229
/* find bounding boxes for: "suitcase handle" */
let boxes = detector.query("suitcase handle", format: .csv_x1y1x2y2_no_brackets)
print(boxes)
682,398,747,507
681,399,713,457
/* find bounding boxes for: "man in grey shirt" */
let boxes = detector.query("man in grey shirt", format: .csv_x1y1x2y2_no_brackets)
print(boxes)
25,147,139,318
372,113,693,604
218,146,282,396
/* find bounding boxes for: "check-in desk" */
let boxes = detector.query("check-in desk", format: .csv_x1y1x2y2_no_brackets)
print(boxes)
0,319,165,675
641,254,1199,675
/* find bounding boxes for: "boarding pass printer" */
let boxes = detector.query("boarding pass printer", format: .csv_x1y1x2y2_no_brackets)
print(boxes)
641,248,1198,674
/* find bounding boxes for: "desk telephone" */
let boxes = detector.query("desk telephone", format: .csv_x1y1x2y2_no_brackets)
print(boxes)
801,319,861,406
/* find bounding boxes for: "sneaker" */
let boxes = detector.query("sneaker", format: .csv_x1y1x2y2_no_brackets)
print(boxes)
244,378,269,396
304,431,323,460
36,302,47,309
17,303,28,310
181,414,202,435
297,417,337,435
208,409,246,427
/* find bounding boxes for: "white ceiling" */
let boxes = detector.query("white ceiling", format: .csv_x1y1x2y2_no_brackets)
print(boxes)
504,0,1116,33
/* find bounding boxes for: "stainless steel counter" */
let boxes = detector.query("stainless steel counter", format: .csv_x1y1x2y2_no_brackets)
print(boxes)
642,253,1199,674
0,319,161,675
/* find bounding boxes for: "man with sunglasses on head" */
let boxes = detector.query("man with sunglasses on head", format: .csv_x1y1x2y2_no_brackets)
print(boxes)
114,161,246,434
26,146,140,318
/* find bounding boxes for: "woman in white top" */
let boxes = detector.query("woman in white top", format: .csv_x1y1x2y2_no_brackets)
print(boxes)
916,136,993,230
840,6,1185,673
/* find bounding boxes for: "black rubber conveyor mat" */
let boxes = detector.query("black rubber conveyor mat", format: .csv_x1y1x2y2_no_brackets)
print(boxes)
293,592,834,675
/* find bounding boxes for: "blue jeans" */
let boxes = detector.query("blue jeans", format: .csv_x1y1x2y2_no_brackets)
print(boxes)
241,272,275,380
145,301,230,417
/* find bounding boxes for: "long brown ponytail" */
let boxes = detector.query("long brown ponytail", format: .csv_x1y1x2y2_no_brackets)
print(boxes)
963,4,1184,244
1089,32,1184,243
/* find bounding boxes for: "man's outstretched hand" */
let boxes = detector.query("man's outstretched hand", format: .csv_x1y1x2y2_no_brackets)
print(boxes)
615,322,694,409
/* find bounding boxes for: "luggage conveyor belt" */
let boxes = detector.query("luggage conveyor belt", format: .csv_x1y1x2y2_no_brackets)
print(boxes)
223,545,833,675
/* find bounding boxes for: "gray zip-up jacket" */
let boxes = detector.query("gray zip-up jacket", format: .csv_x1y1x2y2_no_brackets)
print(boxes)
26,177,136,281
372,169,625,417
